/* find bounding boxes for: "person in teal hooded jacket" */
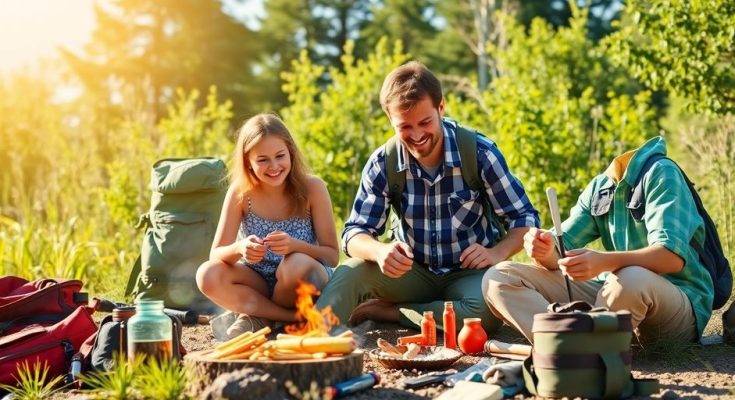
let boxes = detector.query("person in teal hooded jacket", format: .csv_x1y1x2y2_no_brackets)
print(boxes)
482,136,714,343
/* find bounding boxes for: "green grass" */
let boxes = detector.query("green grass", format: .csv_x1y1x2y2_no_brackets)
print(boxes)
633,337,700,366
0,361,65,400
79,354,192,400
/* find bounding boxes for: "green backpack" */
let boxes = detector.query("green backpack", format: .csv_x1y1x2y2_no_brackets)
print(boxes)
385,125,507,244
125,158,228,313
523,302,659,399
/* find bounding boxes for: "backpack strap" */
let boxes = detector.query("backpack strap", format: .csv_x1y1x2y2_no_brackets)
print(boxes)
385,136,405,219
455,126,482,192
627,153,667,221
455,126,508,242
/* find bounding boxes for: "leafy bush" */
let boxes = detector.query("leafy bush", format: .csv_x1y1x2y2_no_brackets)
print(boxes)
281,38,409,222
446,7,655,224
605,0,735,115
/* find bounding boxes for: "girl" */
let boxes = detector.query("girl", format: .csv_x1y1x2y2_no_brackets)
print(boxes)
196,113,339,338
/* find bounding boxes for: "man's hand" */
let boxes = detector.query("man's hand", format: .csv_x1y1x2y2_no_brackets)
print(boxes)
459,243,502,269
558,248,609,281
240,235,267,264
524,228,557,266
376,242,414,278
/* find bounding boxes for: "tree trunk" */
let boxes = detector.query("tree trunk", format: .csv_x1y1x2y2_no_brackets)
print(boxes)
184,350,364,395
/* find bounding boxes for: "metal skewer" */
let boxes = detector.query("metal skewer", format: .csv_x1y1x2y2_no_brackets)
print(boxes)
546,187,573,303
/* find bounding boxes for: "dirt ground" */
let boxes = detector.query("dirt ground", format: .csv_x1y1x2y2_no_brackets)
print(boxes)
182,304,735,399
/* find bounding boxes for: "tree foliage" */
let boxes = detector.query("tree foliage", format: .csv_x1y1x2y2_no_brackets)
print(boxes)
62,0,260,119
446,7,655,224
281,39,409,222
605,0,735,115
281,6,655,226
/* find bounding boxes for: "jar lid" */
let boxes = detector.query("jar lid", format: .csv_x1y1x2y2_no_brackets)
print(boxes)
112,306,136,321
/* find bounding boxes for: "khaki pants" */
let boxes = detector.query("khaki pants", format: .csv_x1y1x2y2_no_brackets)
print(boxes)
482,261,697,343
315,258,502,333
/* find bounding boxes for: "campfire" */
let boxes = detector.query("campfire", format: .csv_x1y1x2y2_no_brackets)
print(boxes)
284,279,339,335
209,281,354,361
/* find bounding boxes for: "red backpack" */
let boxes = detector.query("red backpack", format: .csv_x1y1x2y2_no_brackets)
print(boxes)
0,276,98,386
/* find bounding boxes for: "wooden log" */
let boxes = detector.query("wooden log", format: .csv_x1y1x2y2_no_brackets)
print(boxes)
184,349,364,396
484,339,531,361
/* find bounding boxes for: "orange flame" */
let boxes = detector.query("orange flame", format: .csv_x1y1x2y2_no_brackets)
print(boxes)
285,281,340,335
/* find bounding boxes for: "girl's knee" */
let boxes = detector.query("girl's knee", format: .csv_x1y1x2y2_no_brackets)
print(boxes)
196,260,222,294
276,253,321,282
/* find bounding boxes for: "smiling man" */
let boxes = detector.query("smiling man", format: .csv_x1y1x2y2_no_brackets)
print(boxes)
315,61,539,335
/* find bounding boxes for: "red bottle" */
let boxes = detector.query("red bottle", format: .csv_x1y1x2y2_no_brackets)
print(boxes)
421,311,436,346
443,301,456,349
457,318,487,354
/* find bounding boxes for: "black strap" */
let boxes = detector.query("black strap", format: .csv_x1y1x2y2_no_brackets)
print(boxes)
385,135,404,219
627,154,667,221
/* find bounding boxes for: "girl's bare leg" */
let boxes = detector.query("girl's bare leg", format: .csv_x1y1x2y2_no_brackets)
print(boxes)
196,259,298,322
272,253,329,308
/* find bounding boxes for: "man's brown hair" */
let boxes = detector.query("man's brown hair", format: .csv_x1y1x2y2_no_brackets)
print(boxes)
379,61,443,115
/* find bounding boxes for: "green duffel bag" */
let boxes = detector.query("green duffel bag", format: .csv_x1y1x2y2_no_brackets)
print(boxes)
125,157,228,314
523,301,659,399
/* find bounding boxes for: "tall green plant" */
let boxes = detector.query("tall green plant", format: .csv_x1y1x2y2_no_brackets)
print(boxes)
605,0,735,115
158,86,234,159
0,361,65,400
0,70,233,299
281,38,409,222
679,116,735,265
81,354,191,400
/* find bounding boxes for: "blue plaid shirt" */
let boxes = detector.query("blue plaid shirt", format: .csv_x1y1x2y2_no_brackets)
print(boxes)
343,118,539,275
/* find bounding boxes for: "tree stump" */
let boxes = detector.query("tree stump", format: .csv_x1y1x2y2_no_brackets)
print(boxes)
184,350,364,396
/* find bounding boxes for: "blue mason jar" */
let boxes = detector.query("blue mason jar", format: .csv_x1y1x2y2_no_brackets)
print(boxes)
127,300,173,363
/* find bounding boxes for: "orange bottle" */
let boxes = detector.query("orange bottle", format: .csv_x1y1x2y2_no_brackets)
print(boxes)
397,333,425,346
421,311,436,346
443,301,456,349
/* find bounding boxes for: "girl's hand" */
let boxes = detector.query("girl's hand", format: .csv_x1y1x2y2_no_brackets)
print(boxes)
240,235,267,264
264,230,295,256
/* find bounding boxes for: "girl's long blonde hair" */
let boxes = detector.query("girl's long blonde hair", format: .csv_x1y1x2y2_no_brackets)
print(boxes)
230,113,310,216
